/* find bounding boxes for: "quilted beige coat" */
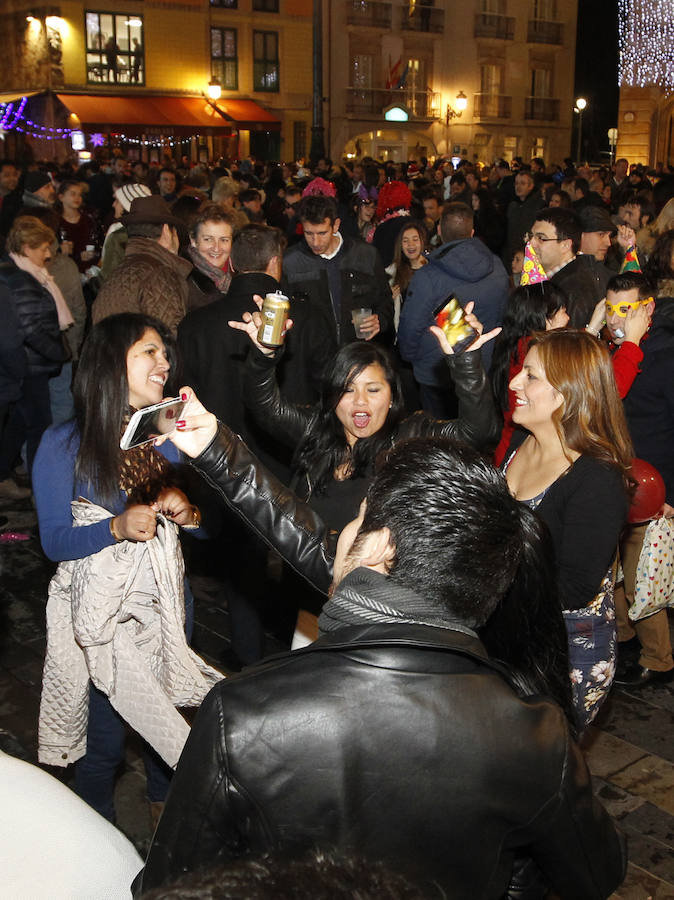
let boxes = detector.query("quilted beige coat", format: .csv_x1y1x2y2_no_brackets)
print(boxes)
38,500,223,769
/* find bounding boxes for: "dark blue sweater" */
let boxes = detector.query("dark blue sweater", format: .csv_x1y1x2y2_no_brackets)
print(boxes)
33,422,186,562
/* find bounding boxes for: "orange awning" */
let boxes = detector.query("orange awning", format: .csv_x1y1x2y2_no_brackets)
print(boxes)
216,99,280,130
56,93,279,134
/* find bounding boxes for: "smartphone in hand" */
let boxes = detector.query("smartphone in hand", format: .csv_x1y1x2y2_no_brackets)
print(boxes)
120,397,186,450
433,295,477,354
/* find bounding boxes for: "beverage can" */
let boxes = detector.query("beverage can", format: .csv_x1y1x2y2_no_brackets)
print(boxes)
258,291,290,348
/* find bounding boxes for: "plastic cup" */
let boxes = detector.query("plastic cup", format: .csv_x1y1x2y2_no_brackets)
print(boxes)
352,307,373,339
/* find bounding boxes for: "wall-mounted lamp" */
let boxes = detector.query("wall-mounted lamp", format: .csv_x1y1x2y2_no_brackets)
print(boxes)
446,91,467,124
207,76,222,100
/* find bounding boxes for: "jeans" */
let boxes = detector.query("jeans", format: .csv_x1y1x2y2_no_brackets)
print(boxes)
75,682,173,822
48,361,74,425
74,576,196,821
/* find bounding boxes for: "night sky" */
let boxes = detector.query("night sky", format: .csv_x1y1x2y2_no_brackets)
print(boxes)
573,0,620,163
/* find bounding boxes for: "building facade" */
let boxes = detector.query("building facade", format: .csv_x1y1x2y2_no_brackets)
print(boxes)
615,0,674,167
327,0,579,165
0,0,314,162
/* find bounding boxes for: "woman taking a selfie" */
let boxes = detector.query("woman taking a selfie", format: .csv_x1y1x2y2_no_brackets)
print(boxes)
503,329,632,727
33,313,220,824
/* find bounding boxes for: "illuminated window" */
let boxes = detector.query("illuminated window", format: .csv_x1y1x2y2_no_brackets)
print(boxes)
211,27,238,91
253,31,279,92
85,11,144,85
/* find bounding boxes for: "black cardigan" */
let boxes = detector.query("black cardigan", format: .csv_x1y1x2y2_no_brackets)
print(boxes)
505,436,628,610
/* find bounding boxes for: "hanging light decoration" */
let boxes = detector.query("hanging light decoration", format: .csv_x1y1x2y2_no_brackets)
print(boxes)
618,0,674,88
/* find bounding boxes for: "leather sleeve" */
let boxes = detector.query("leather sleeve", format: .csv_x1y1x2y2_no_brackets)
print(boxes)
243,349,316,450
191,422,333,594
135,687,263,896
399,350,501,451
525,728,627,899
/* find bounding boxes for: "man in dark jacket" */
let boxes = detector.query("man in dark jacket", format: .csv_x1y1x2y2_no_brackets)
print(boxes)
530,207,610,328
503,169,544,265
397,201,508,416
137,437,625,899
178,224,335,665
607,273,674,687
179,223,335,476
282,195,394,346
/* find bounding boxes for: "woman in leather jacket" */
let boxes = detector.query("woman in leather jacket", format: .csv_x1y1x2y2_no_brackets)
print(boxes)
230,300,501,537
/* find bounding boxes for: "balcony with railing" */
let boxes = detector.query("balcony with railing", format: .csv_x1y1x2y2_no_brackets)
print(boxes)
524,96,560,120
345,0,392,28
473,13,515,39
527,19,563,43
400,5,444,33
473,93,512,119
346,87,441,118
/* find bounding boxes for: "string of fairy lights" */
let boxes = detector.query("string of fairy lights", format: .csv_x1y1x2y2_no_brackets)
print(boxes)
0,97,192,147
618,0,674,88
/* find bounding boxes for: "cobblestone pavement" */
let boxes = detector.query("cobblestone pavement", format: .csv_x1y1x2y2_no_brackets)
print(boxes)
2,495,673,897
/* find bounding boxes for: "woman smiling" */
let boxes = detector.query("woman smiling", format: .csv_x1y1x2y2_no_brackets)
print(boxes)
503,330,633,727
186,204,235,310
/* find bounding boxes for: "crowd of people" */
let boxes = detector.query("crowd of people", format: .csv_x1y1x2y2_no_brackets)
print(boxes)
1,147,674,898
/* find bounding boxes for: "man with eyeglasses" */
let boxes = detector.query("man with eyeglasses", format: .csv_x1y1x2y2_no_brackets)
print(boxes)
528,207,609,328
602,272,674,688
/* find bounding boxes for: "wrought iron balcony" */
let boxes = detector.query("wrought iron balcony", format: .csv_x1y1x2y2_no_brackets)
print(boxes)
527,19,563,44
473,93,512,119
524,96,560,120
345,0,392,28
400,5,444,33
346,87,441,118
473,13,515,39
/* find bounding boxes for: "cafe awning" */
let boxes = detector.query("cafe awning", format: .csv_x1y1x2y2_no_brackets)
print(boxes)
55,93,280,135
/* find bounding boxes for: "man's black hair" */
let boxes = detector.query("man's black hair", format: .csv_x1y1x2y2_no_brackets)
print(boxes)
298,194,338,225
573,177,589,196
141,851,424,899
239,188,262,204
606,271,654,300
230,224,283,273
533,207,582,254
357,438,531,627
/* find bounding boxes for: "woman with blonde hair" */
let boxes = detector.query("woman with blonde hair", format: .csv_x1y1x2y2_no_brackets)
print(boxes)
504,329,633,727
0,216,69,481
211,176,248,231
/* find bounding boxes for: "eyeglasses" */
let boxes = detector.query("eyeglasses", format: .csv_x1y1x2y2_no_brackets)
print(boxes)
605,297,653,317
524,231,564,243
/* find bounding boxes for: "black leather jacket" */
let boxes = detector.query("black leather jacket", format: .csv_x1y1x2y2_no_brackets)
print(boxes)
137,507,625,899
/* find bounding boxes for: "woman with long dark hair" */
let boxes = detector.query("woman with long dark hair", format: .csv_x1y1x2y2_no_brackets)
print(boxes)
232,308,499,537
490,281,569,465
504,329,633,727
33,313,220,824
386,221,428,329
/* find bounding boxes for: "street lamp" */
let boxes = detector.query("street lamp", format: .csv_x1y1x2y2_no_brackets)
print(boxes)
207,76,222,101
446,90,467,124
575,96,587,164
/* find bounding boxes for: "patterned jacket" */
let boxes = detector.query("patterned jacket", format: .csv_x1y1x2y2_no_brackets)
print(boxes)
92,236,192,334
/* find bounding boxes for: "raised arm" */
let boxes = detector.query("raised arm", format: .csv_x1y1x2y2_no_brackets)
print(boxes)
163,389,334,595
